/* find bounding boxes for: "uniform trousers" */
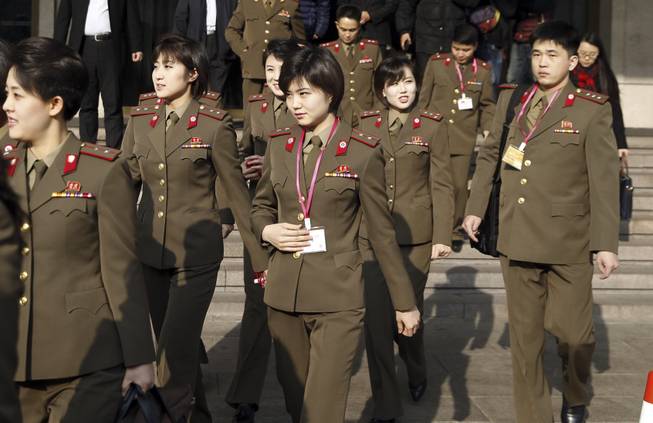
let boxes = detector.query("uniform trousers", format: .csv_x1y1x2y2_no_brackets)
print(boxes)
242,79,265,109
142,262,220,423
363,241,430,419
499,256,595,423
225,247,272,409
17,366,124,423
450,154,472,239
267,307,364,423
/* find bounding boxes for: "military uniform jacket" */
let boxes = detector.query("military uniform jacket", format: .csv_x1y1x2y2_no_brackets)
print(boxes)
251,122,417,313
417,53,496,155
225,0,305,80
242,91,297,158
466,81,620,264
321,39,382,126
121,98,269,271
358,108,454,246
2,135,154,381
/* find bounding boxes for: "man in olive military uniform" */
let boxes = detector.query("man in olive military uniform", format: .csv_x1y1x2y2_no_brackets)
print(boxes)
463,22,619,423
225,0,305,104
418,24,495,251
321,5,381,126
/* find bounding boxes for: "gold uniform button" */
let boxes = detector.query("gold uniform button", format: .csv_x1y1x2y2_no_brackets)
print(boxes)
265,21,270,25
451,109,456,114
518,197,525,205
389,184,394,190
520,178,528,185
21,247,30,255
19,297,28,306
454,88,460,94
265,30,270,34
297,212,304,221
448,119,454,124
349,71,355,75
350,88,355,92
158,195,165,202
453,99,458,104
388,199,393,204
264,39,268,43
159,179,166,186
389,157,394,163
349,96,355,101
293,251,301,259
20,222,30,232
158,163,165,170
524,160,532,167
19,271,28,281
157,211,164,218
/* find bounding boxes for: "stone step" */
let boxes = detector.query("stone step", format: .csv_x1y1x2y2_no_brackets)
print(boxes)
621,211,653,235
628,136,653,150
630,168,653,188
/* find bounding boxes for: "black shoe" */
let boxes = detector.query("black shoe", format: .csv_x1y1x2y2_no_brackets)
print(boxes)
409,379,427,402
232,403,257,423
561,399,588,423
370,419,396,423
451,240,464,253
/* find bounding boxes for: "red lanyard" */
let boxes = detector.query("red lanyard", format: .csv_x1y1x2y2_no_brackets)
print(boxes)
454,58,478,94
515,84,562,150
295,117,340,224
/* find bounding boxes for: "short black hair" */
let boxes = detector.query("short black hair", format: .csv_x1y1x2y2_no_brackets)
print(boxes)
279,46,343,114
452,24,479,46
0,39,12,124
153,33,208,99
374,53,417,107
336,4,362,22
262,39,303,67
530,20,580,57
9,37,87,121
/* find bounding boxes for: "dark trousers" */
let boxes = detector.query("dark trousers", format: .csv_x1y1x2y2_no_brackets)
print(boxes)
142,262,220,423
499,256,595,423
205,34,233,94
17,366,124,423
225,247,272,408
80,37,124,148
363,241,430,419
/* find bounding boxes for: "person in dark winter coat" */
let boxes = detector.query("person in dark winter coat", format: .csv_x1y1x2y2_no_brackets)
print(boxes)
337,0,399,53
300,0,332,42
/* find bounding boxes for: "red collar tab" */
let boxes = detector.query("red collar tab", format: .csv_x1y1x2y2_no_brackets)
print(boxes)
285,136,296,152
187,114,198,129
412,117,421,129
6,157,18,176
149,114,159,128
564,93,576,108
261,102,269,113
336,140,349,156
374,117,382,128
63,153,79,175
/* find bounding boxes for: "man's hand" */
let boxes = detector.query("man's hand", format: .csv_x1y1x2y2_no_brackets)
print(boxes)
596,251,619,279
222,224,234,239
262,223,311,252
431,243,452,260
462,215,482,242
122,363,154,396
400,33,412,51
241,155,264,181
396,307,420,337
361,11,371,24
132,51,144,62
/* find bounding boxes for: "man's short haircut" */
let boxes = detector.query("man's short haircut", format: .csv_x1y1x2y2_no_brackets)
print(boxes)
374,53,417,107
262,39,304,67
452,24,479,46
153,34,208,99
530,20,580,57
279,46,344,114
9,37,88,121
336,4,362,22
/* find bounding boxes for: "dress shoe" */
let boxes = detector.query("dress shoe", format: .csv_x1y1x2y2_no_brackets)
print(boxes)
409,379,427,402
561,399,588,423
232,403,257,423
370,419,395,422
451,239,464,253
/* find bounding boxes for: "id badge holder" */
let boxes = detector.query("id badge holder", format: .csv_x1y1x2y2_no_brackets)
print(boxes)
303,226,327,254
458,94,474,110
502,144,525,170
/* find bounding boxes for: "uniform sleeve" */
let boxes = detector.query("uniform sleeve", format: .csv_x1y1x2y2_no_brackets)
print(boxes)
98,159,155,367
225,0,248,56
251,141,278,244
609,97,628,149
211,114,269,271
120,117,143,186
395,0,417,36
125,0,143,53
417,61,435,110
479,69,497,132
369,0,399,23
53,0,72,43
587,103,620,254
240,102,255,158
173,0,190,35
314,0,331,39
360,147,416,311
465,89,511,218
291,2,307,41
430,122,454,245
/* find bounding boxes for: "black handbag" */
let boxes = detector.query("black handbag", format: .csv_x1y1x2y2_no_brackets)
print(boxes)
471,84,529,257
116,384,193,423
620,164,634,220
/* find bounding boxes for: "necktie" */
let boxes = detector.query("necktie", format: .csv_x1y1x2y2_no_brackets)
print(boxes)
389,117,403,144
166,111,180,131
304,136,323,181
31,160,48,192
526,97,546,129
265,0,273,12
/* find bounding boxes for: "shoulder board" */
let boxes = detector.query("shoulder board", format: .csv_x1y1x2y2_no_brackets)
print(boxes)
80,143,121,161
574,88,609,104
361,39,379,45
203,91,220,101
360,110,381,119
130,105,157,116
497,83,518,90
248,94,266,103
138,92,157,101
430,52,450,61
198,106,226,121
350,130,380,148
420,111,443,121
320,41,337,48
478,59,490,68
270,128,292,138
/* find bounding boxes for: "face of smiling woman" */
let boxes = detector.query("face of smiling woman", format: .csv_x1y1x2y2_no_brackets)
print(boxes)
285,77,333,130
265,54,285,98
382,66,417,112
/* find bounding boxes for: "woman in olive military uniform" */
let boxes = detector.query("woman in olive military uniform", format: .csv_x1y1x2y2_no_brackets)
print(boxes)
121,34,268,422
357,54,454,422
251,46,420,423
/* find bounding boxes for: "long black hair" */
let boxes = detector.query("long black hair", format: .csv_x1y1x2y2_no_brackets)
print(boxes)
579,32,620,102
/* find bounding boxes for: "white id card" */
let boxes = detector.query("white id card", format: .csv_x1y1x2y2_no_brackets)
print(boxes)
458,94,473,110
302,226,327,254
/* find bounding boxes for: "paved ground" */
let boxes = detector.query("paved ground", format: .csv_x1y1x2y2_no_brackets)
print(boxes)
199,295,651,423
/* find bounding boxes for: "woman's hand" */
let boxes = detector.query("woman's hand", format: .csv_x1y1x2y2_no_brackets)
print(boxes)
431,244,452,260
262,223,312,252
619,149,629,167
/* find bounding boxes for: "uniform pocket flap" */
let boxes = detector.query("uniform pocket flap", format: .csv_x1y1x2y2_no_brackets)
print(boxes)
133,145,150,159
49,198,88,216
272,174,288,188
179,148,208,161
324,177,356,193
65,287,109,314
551,135,580,146
333,250,363,270
551,203,588,217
